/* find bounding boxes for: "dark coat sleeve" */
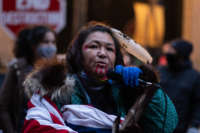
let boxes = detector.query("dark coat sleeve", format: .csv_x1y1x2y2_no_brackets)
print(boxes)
0,65,18,133
190,73,200,127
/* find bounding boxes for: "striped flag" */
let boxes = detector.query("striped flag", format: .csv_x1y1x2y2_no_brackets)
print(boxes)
23,94,123,133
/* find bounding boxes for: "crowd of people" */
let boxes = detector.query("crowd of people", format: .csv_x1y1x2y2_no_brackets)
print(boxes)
0,21,199,133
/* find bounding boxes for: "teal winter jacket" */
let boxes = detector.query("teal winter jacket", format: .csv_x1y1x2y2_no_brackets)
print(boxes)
70,75,178,133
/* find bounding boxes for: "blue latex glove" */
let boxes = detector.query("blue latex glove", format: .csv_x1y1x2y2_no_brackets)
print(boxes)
114,65,142,88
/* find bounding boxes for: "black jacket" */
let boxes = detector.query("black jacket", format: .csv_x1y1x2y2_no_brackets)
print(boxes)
158,62,200,133
0,58,32,133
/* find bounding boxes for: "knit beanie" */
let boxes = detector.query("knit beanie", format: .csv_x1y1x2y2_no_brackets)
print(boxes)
171,39,193,59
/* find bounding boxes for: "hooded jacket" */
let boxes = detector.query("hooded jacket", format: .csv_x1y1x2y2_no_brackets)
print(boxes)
22,59,75,133
159,40,200,133
159,61,200,133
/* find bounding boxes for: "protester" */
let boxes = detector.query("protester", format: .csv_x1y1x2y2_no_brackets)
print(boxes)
65,21,178,133
23,21,178,133
158,39,200,133
0,25,57,133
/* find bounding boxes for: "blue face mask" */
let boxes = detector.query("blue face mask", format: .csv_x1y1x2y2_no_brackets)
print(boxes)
36,44,57,58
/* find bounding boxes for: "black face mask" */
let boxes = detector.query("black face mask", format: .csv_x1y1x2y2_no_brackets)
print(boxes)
165,53,182,71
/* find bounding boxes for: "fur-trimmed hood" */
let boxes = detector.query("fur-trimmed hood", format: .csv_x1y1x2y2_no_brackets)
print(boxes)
24,58,75,104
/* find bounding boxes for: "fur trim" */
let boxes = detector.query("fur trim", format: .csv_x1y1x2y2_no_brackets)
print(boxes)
24,58,74,103
50,76,74,104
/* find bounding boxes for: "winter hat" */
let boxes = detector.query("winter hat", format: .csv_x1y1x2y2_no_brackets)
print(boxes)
171,39,193,59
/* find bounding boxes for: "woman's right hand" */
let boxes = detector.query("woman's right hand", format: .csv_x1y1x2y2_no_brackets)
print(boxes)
114,65,142,88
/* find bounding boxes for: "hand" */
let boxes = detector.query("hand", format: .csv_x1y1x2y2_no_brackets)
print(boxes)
114,65,142,88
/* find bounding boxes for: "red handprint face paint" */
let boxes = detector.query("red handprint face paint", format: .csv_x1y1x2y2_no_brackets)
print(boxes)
81,31,116,79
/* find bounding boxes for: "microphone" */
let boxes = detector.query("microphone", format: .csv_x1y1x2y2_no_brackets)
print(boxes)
107,69,161,88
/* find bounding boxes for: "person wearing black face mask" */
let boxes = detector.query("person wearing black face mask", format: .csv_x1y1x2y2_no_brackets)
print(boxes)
158,39,200,133
163,40,193,72
165,52,191,72
165,53,180,71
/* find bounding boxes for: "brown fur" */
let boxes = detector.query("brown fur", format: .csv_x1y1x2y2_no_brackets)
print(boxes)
24,58,74,103
34,58,67,91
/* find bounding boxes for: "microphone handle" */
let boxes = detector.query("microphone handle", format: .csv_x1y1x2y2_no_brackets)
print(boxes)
138,79,161,88
107,70,161,88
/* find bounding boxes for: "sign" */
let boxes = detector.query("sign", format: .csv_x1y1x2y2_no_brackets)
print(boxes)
0,0,66,39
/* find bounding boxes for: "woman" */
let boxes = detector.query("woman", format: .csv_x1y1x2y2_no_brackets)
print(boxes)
23,22,178,133
0,25,57,133
65,21,178,133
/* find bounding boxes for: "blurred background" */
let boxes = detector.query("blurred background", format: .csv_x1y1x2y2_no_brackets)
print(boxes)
0,0,200,72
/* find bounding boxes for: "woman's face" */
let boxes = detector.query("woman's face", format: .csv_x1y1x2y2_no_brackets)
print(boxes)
36,31,57,59
81,31,116,79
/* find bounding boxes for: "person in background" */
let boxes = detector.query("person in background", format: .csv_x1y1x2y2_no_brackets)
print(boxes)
158,39,200,133
0,25,57,133
0,59,7,88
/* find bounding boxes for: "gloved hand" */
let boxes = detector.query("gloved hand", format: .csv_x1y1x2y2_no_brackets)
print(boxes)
114,65,142,88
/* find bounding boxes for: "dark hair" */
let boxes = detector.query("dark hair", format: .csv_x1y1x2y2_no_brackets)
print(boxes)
66,21,124,73
139,64,160,83
31,25,55,47
13,26,55,65
13,28,33,64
